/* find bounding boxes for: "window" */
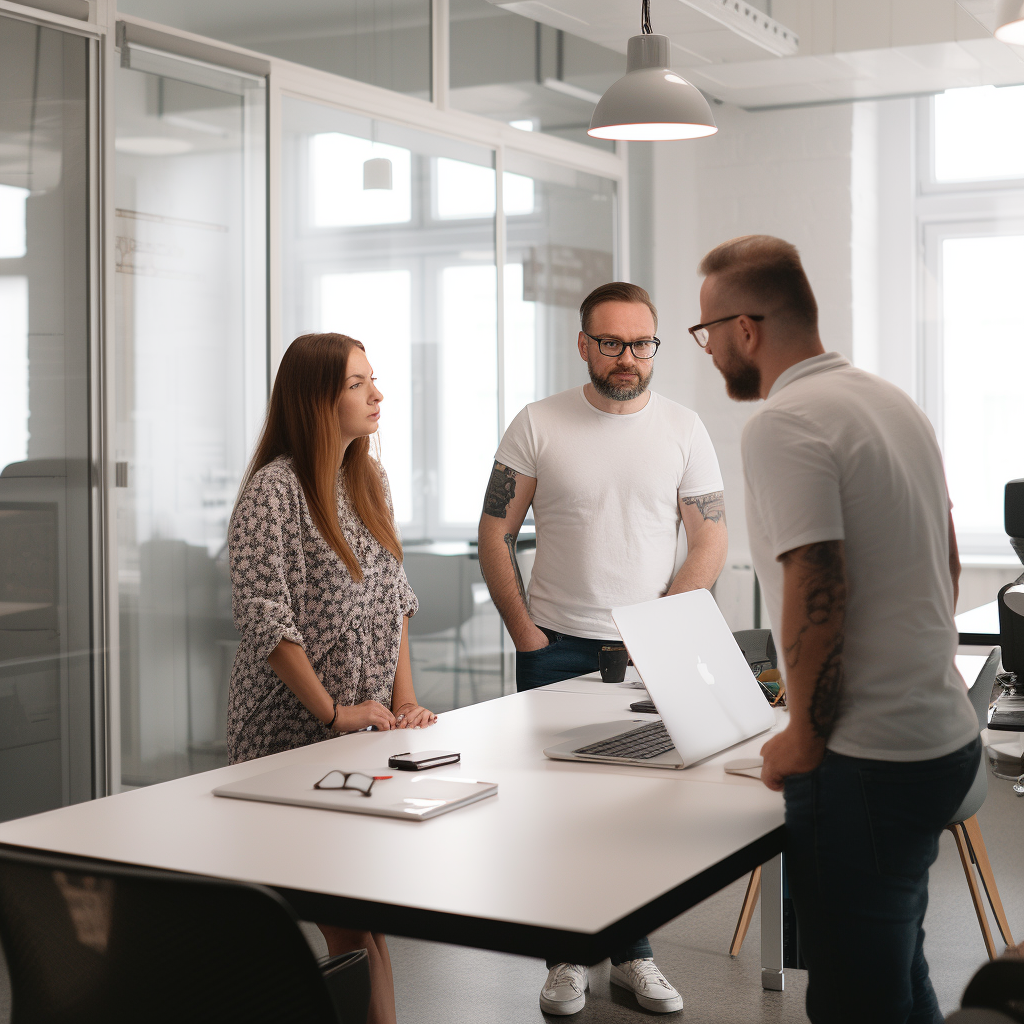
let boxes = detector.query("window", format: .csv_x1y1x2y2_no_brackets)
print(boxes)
920,86,1024,554
282,97,498,538
320,269,414,523
312,134,412,227
933,85,1024,184
939,234,1024,539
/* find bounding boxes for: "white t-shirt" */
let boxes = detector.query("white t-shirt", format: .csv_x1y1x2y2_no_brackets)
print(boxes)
742,352,978,762
496,386,724,639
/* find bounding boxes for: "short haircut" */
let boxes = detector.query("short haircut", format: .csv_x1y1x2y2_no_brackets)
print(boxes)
579,282,658,334
698,235,818,331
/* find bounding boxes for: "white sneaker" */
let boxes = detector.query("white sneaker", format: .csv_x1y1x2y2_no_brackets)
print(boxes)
539,962,589,1015
610,958,684,1013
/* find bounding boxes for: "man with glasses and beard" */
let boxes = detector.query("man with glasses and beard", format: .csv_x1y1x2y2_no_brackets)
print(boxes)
477,281,728,1018
694,235,980,1024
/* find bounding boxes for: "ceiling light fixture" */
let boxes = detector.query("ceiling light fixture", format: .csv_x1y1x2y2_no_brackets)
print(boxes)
996,0,1024,43
588,0,717,142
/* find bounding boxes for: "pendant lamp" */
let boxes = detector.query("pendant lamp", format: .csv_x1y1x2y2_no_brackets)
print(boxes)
995,0,1024,43
588,0,717,141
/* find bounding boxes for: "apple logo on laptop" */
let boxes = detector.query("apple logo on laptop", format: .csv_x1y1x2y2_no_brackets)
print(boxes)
696,656,715,686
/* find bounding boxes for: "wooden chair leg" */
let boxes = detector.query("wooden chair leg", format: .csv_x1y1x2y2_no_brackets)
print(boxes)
962,815,1016,948
729,866,761,958
948,822,998,960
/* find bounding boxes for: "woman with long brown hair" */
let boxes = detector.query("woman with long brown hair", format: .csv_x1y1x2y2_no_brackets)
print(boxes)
227,332,434,1024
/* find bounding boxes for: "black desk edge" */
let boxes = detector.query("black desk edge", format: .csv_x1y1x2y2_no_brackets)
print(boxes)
277,825,786,965
959,633,1000,648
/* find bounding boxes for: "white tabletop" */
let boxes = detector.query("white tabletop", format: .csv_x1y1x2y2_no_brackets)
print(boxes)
0,685,785,962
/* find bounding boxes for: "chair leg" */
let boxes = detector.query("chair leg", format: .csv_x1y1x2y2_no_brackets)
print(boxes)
730,866,762,958
948,822,998,960
962,815,1016,948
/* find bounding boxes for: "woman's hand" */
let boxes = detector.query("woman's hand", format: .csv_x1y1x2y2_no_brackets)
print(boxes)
334,700,396,733
393,702,437,729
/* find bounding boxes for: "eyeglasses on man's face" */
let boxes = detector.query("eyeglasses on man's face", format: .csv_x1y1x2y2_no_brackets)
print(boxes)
314,770,375,797
688,314,764,349
582,331,660,359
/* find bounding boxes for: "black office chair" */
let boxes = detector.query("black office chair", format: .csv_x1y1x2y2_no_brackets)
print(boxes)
0,844,370,1024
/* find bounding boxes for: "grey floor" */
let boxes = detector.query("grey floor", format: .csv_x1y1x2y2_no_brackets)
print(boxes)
4,762,1017,1023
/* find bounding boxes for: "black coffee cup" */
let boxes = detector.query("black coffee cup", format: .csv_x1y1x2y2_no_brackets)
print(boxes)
599,645,629,683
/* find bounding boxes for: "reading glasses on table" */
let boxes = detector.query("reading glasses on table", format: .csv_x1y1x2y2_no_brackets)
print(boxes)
314,771,376,797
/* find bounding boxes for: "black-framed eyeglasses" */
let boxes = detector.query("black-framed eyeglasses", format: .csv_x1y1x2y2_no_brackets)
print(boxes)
688,314,764,349
582,331,661,359
313,771,375,797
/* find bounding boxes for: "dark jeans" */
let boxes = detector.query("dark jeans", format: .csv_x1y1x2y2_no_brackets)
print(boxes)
521,628,653,968
784,736,981,1024
516,628,609,692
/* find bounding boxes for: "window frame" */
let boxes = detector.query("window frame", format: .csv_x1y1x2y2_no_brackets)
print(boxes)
917,93,1024,555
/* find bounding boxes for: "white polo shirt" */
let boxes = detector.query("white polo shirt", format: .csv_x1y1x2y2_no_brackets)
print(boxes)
742,352,978,762
497,386,724,639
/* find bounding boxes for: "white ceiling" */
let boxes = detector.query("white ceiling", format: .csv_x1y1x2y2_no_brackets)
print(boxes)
492,0,799,61
488,0,1024,108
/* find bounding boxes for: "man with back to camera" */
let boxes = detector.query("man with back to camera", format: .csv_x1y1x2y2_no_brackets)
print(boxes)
477,281,729,1016
694,235,981,1024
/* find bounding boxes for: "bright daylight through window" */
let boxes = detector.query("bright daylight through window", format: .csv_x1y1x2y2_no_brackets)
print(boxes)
940,235,1024,540
930,85,1024,550
933,85,1024,183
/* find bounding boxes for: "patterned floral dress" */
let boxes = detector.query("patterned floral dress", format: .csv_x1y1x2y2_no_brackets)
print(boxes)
226,456,418,764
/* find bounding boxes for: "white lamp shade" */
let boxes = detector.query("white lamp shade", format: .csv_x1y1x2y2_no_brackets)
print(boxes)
995,0,1024,43
589,34,717,142
363,157,393,190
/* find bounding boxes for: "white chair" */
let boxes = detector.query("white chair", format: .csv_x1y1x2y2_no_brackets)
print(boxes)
729,648,1015,960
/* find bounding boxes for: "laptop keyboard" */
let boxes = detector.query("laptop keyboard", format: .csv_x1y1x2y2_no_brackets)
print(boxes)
573,720,676,760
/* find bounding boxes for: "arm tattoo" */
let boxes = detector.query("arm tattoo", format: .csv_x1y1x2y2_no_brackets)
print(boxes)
504,533,528,606
483,462,517,519
682,490,726,524
782,541,846,740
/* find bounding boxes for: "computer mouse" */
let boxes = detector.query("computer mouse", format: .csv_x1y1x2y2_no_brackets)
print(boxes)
724,757,764,778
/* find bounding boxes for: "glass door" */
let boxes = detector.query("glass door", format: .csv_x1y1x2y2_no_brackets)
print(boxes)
0,15,98,820
114,42,266,786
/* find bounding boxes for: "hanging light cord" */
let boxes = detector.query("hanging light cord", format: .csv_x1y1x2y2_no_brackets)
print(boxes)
641,0,653,34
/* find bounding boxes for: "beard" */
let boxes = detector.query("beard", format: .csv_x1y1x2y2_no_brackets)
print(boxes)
588,359,653,402
716,343,761,402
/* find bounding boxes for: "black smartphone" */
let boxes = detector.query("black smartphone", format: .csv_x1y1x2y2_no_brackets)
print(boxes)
387,750,461,771
629,699,657,714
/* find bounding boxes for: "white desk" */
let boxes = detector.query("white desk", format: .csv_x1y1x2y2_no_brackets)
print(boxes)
0,684,786,978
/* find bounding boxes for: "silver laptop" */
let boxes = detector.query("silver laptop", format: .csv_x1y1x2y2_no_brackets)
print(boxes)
544,589,775,769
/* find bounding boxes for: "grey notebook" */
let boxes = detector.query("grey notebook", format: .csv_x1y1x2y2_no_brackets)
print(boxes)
213,763,497,821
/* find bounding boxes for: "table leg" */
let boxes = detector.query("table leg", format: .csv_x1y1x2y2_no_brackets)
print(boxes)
760,854,785,991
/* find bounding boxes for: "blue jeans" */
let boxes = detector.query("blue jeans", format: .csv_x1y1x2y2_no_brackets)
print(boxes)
521,627,654,967
516,628,609,692
784,736,981,1024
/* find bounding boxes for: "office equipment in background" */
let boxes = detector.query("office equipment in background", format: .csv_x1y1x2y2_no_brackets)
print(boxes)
991,480,1024,737
214,763,496,820
0,845,371,1024
544,590,775,769
997,479,1024,676
732,628,777,677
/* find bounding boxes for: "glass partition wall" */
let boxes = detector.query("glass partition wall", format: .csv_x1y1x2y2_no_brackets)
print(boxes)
0,1,626,805
0,15,99,820
114,50,267,786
